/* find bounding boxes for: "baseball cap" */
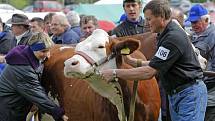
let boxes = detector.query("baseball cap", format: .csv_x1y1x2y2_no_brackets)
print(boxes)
186,4,208,22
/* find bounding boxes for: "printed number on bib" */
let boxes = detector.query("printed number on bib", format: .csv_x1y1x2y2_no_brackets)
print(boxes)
155,46,170,60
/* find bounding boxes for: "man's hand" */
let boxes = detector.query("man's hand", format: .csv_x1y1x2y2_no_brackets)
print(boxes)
101,69,116,82
0,55,5,63
62,115,69,121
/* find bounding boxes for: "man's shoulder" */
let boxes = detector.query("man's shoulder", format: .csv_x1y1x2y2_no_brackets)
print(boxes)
110,22,128,36
112,23,127,31
64,28,78,36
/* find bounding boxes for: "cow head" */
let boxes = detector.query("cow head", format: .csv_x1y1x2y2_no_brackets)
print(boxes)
64,29,140,77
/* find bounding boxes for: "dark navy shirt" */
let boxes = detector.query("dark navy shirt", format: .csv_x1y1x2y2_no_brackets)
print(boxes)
149,21,203,93
109,17,145,37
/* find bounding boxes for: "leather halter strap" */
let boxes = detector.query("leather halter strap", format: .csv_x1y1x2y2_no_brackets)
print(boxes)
75,51,115,67
75,51,96,66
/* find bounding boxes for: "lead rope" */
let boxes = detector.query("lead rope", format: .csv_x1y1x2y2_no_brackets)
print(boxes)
112,78,127,121
128,59,142,121
26,110,39,121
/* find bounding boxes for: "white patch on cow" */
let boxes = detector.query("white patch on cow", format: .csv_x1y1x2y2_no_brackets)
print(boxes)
64,29,117,76
59,46,73,51
64,54,92,74
155,46,170,60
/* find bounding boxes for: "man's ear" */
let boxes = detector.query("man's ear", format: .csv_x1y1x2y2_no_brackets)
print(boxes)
112,38,140,55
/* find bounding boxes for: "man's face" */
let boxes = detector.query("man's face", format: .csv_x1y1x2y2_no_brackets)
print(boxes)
81,20,97,38
11,24,24,36
44,20,51,33
0,23,3,32
191,19,208,34
30,21,43,33
50,17,65,36
123,2,142,21
144,9,163,33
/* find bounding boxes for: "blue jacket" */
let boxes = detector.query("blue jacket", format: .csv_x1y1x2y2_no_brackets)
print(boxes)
191,24,215,106
52,27,80,44
0,25,15,54
71,26,82,38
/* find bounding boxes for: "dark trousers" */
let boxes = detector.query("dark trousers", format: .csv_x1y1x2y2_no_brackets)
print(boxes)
205,106,215,121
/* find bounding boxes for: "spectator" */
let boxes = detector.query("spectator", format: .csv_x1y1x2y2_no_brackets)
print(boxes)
186,4,215,121
30,17,45,33
171,8,185,28
51,14,80,44
0,17,15,74
0,32,68,121
0,17,15,56
7,13,33,46
80,15,99,41
66,11,82,38
101,0,207,120
109,0,145,37
44,13,56,37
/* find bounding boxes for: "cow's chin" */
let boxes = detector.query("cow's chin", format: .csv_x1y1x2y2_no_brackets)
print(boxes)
64,66,93,78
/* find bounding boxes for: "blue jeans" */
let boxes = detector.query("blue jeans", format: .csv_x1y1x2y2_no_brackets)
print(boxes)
0,63,5,74
168,81,207,121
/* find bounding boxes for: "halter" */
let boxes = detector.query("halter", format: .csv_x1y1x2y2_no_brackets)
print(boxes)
75,51,115,67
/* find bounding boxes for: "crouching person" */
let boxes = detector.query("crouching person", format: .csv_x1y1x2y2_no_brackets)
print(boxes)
0,32,68,121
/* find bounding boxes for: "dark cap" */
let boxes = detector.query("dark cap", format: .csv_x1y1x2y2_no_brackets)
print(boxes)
123,0,142,3
6,13,29,25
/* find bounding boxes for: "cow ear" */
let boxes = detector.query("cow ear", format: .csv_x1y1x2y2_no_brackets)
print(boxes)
112,38,140,55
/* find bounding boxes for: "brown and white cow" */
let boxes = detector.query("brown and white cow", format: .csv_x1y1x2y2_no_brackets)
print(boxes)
63,29,160,121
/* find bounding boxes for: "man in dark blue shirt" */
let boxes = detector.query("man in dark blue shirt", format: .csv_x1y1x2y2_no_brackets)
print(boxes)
102,1,207,120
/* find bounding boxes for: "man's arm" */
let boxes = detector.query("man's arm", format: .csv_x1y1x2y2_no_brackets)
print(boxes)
123,55,149,67
0,55,5,63
101,65,157,81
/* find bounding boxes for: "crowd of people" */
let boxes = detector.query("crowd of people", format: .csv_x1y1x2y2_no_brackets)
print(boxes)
0,0,214,121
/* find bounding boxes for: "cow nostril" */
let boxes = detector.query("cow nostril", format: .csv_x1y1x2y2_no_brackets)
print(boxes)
71,60,79,66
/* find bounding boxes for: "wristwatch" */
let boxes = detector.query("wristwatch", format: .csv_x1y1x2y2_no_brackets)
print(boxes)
112,69,118,81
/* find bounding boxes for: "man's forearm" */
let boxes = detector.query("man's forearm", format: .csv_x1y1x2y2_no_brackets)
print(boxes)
115,66,156,81
125,57,149,67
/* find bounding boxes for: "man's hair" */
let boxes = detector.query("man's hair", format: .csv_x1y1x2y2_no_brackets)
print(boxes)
52,14,70,27
143,0,171,20
123,0,142,7
30,17,44,28
66,11,80,27
44,13,56,23
80,15,98,28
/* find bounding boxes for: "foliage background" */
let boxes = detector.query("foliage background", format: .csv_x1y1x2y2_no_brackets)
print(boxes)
0,0,99,9
0,0,214,9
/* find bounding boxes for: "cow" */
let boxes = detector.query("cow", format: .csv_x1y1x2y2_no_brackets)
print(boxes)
62,29,160,121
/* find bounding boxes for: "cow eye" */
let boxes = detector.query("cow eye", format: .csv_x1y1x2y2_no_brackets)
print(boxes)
98,45,105,49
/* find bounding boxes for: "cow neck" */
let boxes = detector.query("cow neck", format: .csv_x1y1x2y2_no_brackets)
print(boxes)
97,58,117,70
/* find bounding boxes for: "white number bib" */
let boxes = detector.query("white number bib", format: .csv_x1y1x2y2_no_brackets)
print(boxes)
155,46,170,60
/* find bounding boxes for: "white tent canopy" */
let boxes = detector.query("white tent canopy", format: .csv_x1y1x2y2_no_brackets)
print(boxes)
94,0,123,4
94,0,151,5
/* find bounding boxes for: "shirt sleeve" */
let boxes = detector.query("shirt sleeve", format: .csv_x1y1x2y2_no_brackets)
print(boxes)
149,42,182,74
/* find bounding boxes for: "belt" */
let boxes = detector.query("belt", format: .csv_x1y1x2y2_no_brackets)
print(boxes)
168,79,202,96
